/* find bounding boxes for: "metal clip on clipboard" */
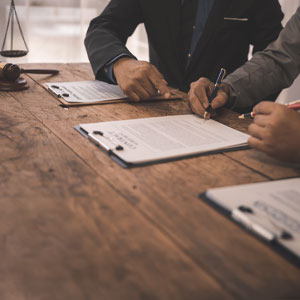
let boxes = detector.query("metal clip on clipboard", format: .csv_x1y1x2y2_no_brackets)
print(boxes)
231,205,294,242
232,207,276,241
88,131,124,154
47,84,70,99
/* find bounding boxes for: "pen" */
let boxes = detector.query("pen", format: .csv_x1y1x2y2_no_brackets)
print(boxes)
204,68,226,119
238,101,300,119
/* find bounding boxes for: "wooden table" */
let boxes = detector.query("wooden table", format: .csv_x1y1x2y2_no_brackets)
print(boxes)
1,63,300,300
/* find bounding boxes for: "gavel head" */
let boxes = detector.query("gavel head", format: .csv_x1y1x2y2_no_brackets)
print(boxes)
0,62,21,81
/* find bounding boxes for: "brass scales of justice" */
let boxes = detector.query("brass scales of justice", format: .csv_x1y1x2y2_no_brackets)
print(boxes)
0,0,59,91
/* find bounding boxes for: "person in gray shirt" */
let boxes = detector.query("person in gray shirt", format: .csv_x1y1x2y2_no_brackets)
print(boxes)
188,6,300,163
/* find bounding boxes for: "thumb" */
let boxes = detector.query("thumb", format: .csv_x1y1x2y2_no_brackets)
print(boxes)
158,82,171,98
150,68,171,98
211,90,228,109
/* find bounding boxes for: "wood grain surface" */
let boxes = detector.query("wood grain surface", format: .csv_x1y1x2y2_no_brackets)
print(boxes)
0,63,299,300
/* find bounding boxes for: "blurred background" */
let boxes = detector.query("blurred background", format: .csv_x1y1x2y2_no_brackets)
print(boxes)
0,0,299,102
0,0,148,63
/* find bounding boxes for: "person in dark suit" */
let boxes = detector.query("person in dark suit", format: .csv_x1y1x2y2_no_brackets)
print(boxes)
85,0,283,101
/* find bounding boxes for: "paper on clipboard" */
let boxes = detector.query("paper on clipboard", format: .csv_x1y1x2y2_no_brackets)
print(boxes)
44,80,182,106
201,178,300,263
76,114,250,166
44,80,127,103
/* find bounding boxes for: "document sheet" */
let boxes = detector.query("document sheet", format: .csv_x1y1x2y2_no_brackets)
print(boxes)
45,80,127,103
205,178,300,259
78,114,249,164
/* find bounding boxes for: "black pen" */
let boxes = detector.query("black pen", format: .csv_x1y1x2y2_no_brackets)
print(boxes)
204,68,226,119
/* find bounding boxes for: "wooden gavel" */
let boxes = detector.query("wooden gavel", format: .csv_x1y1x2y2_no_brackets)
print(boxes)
0,62,59,81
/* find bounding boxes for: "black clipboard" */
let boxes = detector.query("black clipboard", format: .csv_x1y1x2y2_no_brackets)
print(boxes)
45,81,182,107
74,125,249,169
199,187,300,268
75,125,129,168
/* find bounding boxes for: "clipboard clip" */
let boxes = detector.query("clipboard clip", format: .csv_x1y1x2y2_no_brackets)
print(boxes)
48,85,70,98
88,130,124,153
232,206,293,242
232,207,276,242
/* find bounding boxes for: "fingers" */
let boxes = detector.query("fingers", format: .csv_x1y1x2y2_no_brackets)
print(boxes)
149,66,171,98
210,83,229,110
122,80,151,101
188,78,229,118
248,122,276,156
210,91,228,110
125,89,143,102
188,78,212,117
253,101,278,115
191,78,211,107
138,77,157,98
114,59,167,101
248,123,266,140
248,136,266,152
188,91,207,116
252,114,268,127
124,62,170,101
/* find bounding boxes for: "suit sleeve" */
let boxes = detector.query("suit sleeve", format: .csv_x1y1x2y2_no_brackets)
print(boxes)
248,0,284,53
84,0,142,81
224,7,300,111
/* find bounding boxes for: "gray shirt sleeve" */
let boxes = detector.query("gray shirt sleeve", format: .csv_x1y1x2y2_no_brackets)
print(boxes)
223,6,300,110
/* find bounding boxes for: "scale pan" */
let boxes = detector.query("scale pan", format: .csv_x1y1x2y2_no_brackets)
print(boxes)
0,50,28,57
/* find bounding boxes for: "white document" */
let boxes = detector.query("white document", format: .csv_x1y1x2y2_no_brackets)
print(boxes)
78,114,249,164
205,178,300,259
45,80,127,103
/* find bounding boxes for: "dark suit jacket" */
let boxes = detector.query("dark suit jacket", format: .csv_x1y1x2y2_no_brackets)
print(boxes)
85,0,283,92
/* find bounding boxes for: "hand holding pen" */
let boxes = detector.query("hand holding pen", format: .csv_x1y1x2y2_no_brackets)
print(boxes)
203,68,226,119
246,101,300,163
188,68,228,119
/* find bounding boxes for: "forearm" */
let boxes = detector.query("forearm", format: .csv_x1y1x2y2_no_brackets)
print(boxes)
224,53,296,110
224,7,300,110
84,0,141,79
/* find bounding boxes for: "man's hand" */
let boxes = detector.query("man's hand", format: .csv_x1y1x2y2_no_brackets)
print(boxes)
188,77,229,118
113,57,171,101
248,101,300,163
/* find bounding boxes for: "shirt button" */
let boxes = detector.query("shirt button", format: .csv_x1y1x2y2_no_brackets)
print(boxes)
193,25,196,30
188,53,191,58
